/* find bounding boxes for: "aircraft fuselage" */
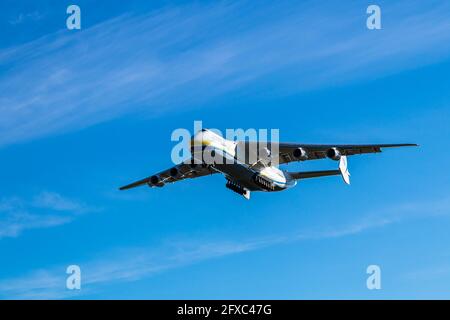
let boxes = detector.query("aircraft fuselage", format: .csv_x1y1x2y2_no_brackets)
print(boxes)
190,129,296,196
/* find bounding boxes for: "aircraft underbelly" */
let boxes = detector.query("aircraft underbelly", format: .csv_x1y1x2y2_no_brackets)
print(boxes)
213,163,261,191
213,163,288,192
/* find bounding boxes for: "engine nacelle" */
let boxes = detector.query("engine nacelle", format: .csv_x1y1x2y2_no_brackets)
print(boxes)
326,147,341,161
148,175,164,187
169,167,179,178
293,147,308,160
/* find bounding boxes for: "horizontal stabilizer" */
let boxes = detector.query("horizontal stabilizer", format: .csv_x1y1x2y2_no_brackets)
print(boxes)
288,170,341,180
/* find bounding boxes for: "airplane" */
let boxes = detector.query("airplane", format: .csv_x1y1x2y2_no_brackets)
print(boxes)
119,128,417,200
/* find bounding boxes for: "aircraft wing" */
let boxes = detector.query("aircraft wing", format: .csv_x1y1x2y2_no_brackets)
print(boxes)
119,161,216,190
271,143,418,164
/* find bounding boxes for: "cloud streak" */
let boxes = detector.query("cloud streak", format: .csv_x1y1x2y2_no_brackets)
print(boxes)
0,238,274,299
0,1,449,147
8,11,45,26
0,191,95,239
1,195,449,299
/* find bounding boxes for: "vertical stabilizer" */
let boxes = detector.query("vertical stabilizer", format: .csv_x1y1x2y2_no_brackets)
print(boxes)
339,156,351,185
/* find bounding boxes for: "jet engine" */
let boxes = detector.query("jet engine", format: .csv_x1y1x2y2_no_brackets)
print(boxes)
148,175,164,187
169,167,179,178
293,147,308,160
326,147,341,160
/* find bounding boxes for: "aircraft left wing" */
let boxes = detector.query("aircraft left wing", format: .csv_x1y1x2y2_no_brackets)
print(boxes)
119,161,216,190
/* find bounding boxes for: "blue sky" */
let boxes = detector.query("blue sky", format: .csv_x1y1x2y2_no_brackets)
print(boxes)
0,0,450,299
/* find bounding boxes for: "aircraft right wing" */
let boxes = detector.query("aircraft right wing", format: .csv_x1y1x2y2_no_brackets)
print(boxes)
119,160,216,190
238,141,417,165
275,143,418,164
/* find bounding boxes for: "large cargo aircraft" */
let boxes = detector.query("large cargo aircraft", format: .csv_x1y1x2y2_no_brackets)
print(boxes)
120,129,417,200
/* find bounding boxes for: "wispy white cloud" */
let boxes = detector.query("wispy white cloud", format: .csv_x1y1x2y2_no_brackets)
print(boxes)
0,191,95,239
0,1,449,147
403,264,450,282
32,191,90,212
1,196,449,299
9,11,45,26
294,196,450,240
0,238,273,299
